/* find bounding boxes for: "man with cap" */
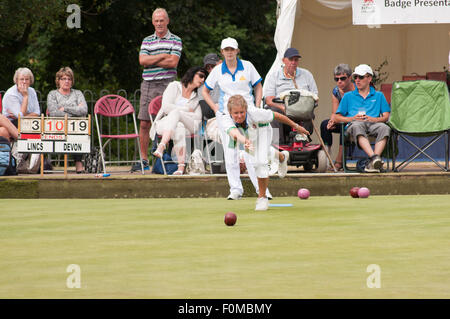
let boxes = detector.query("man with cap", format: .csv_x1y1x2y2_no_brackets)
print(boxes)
198,53,222,120
264,47,318,144
334,64,391,173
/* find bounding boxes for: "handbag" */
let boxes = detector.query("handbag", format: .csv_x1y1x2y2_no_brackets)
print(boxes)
282,90,316,120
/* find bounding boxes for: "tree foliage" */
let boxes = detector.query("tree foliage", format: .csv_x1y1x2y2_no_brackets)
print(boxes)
0,0,277,95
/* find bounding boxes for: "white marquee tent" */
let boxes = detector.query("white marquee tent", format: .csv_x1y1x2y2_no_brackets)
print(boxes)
266,0,450,151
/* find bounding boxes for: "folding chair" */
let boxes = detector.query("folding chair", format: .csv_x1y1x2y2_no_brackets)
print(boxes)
380,83,392,105
199,100,225,174
426,72,447,82
94,94,144,174
148,95,177,175
402,74,426,81
149,96,208,175
388,80,450,172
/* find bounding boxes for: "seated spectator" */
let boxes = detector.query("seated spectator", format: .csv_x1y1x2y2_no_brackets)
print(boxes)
334,64,391,173
264,47,318,144
198,53,222,120
0,114,19,141
150,66,207,175
47,67,88,173
320,63,355,171
2,67,41,173
2,67,40,127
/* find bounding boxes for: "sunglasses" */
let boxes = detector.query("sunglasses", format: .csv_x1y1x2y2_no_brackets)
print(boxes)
353,74,369,80
196,73,206,79
334,76,348,82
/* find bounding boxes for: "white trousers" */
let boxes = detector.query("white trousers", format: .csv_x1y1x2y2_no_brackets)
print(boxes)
155,109,201,151
217,113,271,196
250,124,272,179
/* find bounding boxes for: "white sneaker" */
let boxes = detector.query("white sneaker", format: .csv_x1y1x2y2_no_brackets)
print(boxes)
227,192,242,200
255,197,269,211
278,150,289,178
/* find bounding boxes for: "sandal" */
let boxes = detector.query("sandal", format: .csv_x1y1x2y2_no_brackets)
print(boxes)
173,164,185,176
152,143,165,158
334,161,343,171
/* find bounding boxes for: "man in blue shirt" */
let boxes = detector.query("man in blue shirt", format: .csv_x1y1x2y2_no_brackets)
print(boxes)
334,64,391,172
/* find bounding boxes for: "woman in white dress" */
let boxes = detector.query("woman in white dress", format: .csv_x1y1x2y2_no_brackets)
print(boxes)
150,66,207,175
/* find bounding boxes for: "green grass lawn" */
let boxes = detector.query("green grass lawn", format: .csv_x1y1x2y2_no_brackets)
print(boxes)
0,195,449,299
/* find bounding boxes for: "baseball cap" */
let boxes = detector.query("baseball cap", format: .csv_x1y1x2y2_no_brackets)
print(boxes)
203,53,220,66
284,48,301,59
221,37,238,50
353,64,373,76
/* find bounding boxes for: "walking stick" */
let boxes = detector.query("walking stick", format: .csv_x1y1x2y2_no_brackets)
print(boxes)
311,120,337,172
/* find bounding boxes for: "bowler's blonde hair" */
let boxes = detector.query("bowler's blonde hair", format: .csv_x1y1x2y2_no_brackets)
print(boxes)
227,95,248,113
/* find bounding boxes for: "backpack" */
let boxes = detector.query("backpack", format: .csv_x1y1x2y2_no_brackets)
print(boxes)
152,152,178,175
16,153,41,174
0,137,17,176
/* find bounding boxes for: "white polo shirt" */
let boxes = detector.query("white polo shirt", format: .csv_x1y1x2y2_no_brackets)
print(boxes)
204,58,262,114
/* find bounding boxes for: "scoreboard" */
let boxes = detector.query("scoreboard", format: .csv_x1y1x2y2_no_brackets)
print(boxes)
17,116,91,154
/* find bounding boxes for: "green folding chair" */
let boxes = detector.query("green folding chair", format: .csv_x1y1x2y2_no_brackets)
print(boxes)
388,80,450,172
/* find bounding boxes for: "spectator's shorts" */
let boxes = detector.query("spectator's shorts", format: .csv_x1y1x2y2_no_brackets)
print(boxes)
138,78,173,121
346,121,391,143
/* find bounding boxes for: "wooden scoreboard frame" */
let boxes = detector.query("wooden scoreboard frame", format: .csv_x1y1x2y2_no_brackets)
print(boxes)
17,115,91,177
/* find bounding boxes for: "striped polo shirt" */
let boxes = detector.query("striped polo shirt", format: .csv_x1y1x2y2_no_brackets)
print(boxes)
140,30,182,81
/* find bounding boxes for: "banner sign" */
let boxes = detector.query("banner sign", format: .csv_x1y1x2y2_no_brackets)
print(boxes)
352,0,450,25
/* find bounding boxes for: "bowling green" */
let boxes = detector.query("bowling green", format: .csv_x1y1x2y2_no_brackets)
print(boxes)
0,195,449,298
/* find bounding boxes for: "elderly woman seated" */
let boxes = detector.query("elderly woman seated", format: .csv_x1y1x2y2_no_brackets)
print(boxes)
150,66,207,175
2,67,41,173
47,66,88,173
2,67,40,126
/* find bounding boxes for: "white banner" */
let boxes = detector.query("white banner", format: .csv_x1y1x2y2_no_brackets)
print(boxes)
352,0,450,25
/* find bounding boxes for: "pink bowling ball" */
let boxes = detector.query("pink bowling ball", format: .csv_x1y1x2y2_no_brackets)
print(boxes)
298,188,310,199
358,187,370,198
